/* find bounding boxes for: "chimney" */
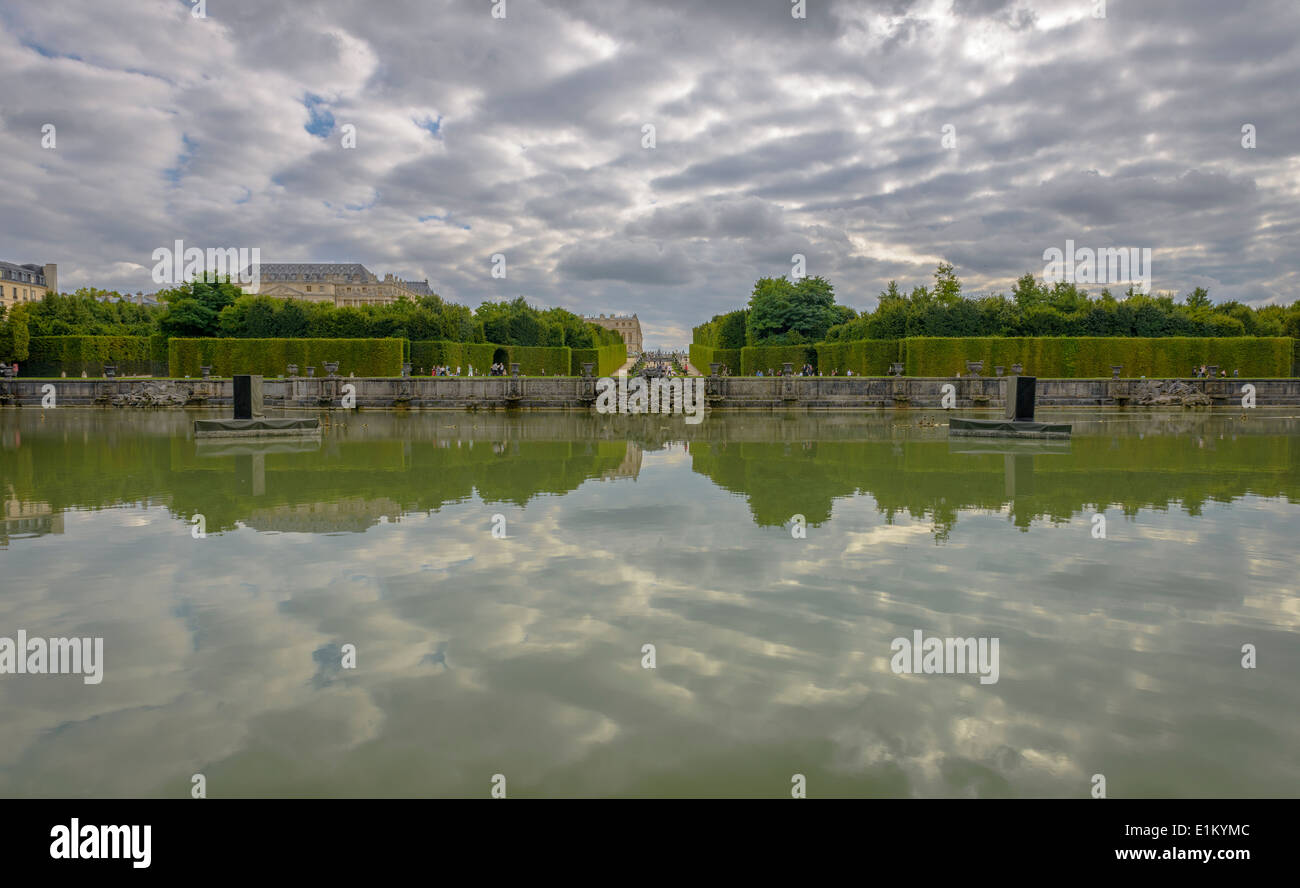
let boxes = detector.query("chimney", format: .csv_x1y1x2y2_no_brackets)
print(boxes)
137,291,144,305
43,263,58,295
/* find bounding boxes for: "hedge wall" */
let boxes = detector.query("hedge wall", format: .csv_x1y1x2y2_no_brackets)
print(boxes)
690,344,742,374
740,345,818,376
409,342,578,375
901,337,1293,378
571,343,626,376
816,340,903,376
169,338,404,377
149,333,170,377
25,336,153,377
501,345,571,376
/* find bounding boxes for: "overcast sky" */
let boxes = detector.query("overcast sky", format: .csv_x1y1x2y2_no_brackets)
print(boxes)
2,0,1298,347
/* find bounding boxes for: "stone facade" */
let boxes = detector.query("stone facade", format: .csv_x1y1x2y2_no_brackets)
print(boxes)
241,262,433,307
0,261,57,310
585,313,642,355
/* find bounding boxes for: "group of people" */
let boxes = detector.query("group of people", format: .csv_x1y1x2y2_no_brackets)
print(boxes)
753,367,852,377
1193,365,1238,378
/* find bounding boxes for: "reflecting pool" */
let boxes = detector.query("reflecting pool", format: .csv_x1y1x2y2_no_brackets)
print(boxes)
1,408,1297,797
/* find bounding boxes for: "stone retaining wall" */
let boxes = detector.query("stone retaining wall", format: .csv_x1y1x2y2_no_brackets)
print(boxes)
2,375,1297,409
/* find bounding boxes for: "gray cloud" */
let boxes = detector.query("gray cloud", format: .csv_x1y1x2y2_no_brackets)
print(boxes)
1,0,1298,346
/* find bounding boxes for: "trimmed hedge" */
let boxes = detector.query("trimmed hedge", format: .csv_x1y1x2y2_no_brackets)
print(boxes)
571,343,626,376
816,340,903,376
740,345,818,376
503,345,570,376
149,333,170,377
901,337,1293,378
169,338,404,377
25,336,152,377
689,344,742,374
410,342,580,375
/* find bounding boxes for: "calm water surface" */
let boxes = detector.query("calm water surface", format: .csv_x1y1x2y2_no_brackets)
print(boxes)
1,408,1297,797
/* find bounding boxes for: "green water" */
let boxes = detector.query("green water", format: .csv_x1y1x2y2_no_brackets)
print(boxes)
1,408,1297,798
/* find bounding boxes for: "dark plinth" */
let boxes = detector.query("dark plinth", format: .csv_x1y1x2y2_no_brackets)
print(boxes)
1005,374,1036,421
233,375,264,419
194,417,321,439
949,417,1071,439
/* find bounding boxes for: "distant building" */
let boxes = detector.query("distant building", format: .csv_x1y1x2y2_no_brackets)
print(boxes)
585,313,642,355
240,262,434,307
0,261,57,310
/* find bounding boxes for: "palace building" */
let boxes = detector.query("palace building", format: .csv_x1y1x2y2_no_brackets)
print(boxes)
241,262,434,307
0,261,58,310
585,313,642,355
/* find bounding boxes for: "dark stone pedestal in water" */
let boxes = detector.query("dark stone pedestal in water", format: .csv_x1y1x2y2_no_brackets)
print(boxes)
233,374,264,419
196,374,320,438
949,375,1072,439
1005,375,1036,421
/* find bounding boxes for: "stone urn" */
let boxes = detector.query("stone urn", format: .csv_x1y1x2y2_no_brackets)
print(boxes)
1010,363,1023,375
306,366,315,378
324,361,340,377
287,364,298,377
995,366,1004,377
965,361,983,376
510,362,520,377
1111,365,1123,380
103,365,117,379
581,362,595,378
782,362,794,377
200,365,212,379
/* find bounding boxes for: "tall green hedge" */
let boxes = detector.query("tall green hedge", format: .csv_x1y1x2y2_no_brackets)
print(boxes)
169,338,404,377
816,340,903,376
571,343,626,376
740,345,818,376
149,333,170,377
410,341,580,375
503,345,571,375
690,344,742,374
25,336,152,377
901,337,1293,377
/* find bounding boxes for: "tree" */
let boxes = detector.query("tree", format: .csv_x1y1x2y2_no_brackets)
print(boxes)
745,275,840,345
